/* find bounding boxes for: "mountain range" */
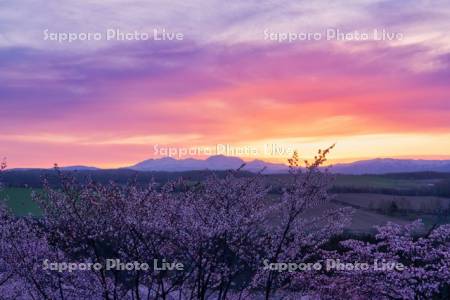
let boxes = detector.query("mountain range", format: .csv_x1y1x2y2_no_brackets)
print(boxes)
129,155,288,173
11,156,450,174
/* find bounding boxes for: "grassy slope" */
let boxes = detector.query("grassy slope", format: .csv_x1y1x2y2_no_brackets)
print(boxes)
0,187,42,216
301,201,411,233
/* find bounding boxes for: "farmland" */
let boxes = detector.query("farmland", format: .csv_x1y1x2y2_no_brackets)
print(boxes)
1,170,449,232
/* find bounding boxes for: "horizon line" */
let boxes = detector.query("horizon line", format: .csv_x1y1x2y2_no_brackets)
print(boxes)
6,154,450,170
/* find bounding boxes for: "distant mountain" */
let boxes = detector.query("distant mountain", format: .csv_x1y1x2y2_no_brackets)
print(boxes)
243,159,288,173
58,166,101,171
130,155,288,173
330,158,450,174
9,166,100,171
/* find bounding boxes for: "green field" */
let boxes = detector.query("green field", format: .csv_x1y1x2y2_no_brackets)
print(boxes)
333,174,437,190
0,187,42,216
304,201,412,233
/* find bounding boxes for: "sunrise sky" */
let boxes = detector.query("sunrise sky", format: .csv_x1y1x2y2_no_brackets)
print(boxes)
1,0,449,168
